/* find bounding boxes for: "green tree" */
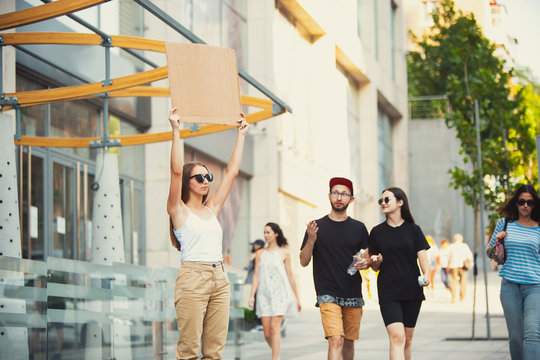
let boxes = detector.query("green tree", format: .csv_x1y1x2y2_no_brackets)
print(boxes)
407,0,536,249
511,68,540,182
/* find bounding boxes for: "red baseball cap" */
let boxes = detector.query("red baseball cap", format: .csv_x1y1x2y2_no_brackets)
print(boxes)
329,177,353,195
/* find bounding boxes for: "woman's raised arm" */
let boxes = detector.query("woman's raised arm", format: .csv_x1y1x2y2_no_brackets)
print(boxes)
206,114,249,215
167,107,187,225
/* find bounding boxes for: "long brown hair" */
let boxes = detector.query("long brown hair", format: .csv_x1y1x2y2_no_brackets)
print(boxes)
383,187,415,224
169,162,210,251
265,222,288,247
497,184,540,222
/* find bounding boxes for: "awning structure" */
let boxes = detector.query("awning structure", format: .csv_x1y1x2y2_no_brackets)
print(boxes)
0,0,292,148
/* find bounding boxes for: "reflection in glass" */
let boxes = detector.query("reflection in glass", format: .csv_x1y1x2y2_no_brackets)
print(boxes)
50,100,99,160
17,76,47,137
53,162,74,259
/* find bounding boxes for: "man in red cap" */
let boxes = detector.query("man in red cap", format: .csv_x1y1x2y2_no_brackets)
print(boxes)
300,177,370,360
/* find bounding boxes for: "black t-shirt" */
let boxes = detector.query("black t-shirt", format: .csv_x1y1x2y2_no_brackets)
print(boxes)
301,215,369,299
368,221,430,303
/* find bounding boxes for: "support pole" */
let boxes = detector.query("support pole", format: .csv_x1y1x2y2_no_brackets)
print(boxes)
0,113,29,360
475,99,491,340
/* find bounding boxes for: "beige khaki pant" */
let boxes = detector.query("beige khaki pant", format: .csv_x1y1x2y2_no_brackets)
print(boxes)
174,261,230,360
449,267,467,302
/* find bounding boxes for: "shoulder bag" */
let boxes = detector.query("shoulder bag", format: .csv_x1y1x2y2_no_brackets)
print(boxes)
486,218,508,265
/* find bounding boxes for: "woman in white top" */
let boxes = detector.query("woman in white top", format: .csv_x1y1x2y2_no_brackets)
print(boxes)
167,107,248,360
249,222,301,360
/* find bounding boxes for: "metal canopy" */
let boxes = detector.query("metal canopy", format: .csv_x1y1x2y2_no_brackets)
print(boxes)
0,0,292,148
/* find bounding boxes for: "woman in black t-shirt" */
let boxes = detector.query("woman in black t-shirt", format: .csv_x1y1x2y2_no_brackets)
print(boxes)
368,187,430,360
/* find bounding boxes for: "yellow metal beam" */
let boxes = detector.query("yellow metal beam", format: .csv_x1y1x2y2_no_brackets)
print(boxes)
2,32,102,46
4,67,168,105
1,29,285,147
2,88,273,111
0,0,109,31
1,32,167,53
13,107,283,147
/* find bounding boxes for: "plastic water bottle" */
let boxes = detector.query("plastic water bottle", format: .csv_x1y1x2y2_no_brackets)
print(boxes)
347,249,365,275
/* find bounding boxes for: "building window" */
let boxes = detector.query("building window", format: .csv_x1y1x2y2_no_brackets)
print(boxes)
357,0,362,38
180,0,247,69
391,0,397,81
347,83,361,189
378,109,393,193
374,0,379,60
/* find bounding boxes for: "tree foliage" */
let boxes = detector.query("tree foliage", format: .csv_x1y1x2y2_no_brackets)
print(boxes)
407,0,538,240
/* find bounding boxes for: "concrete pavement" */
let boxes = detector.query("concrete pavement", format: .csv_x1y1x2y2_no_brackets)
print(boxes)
230,269,511,360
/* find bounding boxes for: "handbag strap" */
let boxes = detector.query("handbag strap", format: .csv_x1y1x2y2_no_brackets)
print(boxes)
500,217,509,245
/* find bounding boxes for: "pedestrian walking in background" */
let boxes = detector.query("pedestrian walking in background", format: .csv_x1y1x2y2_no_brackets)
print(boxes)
487,184,540,360
448,233,473,303
300,177,370,360
245,239,266,331
439,239,451,291
425,235,439,295
369,187,430,360
249,222,301,360
245,239,266,285
167,107,249,360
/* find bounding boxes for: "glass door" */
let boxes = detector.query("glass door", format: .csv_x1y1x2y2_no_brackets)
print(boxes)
20,147,45,260
51,161,75,259
51,156,97,261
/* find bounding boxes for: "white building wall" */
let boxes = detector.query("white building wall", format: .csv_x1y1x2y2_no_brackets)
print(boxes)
269,1,409,306
245,0,280,243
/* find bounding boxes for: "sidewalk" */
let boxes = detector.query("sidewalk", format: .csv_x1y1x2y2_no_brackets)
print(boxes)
231,269,510,360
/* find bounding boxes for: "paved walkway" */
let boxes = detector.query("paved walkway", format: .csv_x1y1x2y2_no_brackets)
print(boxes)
228,269,511,360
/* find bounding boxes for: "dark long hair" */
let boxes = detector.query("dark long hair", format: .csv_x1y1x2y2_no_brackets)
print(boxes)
169,162,210,252
497,184,540,222
265,222,288,247
383,187,415,224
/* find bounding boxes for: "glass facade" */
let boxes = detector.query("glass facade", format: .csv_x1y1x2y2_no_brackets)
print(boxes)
0,255,248,359
16,73,146,265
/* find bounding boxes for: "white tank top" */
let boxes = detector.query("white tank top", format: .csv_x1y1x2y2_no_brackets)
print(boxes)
173,207,223,262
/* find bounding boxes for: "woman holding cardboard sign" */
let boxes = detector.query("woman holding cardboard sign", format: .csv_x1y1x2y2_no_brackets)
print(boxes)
167,107,248,359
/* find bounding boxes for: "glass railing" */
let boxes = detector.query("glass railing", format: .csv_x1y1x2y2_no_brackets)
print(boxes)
0,256,251,360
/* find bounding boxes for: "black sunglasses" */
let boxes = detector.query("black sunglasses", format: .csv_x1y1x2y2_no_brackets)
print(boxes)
190,173,213,183
517,199,535,207
378,196,391,205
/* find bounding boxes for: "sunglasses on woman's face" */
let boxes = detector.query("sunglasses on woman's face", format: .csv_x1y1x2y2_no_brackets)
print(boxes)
378,196,391,205
517,199,535,207
190,173,213,183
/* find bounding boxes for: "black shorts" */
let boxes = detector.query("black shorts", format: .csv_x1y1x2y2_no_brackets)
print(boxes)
379,300,422,328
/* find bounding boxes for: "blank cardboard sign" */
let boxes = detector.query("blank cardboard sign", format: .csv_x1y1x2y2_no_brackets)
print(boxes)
165,42,242,126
